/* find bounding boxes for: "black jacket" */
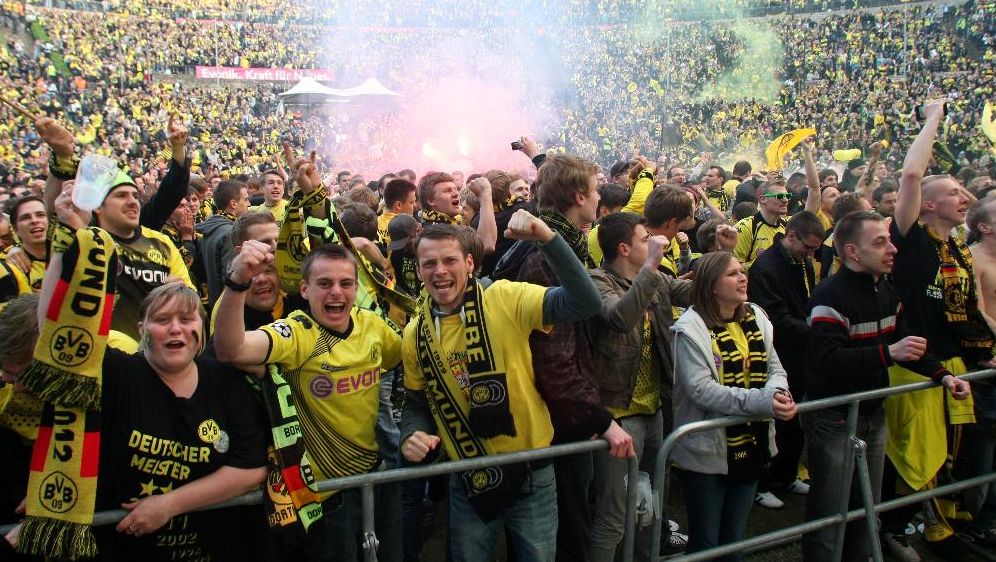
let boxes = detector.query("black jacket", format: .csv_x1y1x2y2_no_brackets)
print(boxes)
804,266,949,409
747,235,813,388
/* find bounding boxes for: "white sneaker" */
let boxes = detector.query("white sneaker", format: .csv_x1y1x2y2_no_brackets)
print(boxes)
754,491,785,509
786,478,810,495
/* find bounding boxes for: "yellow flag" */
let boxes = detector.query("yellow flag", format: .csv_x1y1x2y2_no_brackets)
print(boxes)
982,101,996,156
765,128,816,171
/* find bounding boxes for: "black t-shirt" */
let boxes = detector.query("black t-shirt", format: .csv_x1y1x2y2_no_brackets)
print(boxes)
889,220,961,360
95,350,267,562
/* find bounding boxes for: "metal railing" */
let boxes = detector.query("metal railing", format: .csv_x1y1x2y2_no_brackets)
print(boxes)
1,439,640,562
649,368,996,562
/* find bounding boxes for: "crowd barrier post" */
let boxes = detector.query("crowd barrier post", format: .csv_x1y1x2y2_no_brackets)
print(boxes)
0,439,639,562
649,369,996,562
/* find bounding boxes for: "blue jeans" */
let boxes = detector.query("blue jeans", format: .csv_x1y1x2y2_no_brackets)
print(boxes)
449,464,558,562
801,407,886,562
678,469,757,562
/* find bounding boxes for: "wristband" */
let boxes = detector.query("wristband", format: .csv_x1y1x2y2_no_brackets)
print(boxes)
50,221,77,254
638,169,655,181
223,271,252,292
49,152,80,181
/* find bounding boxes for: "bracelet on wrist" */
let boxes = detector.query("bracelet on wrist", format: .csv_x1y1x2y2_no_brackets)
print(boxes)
223,271,252,292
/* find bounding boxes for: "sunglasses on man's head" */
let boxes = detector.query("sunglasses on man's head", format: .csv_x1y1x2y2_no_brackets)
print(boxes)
763,192,792,201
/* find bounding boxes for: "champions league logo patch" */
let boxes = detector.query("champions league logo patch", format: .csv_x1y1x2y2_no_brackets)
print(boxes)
272,321,293,339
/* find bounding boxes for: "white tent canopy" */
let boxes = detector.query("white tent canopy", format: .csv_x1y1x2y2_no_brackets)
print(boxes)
278,76,399,105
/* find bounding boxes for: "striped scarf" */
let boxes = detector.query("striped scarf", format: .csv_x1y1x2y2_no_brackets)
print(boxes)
17,226,117,560
538,211,594,268
420,209,460,226
711,310,770,482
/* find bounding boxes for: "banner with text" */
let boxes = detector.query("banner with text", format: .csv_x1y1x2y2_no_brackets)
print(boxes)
194,66,336,82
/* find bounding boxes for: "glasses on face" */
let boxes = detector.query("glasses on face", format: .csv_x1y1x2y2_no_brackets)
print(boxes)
802,240,822,253
764,192,793,201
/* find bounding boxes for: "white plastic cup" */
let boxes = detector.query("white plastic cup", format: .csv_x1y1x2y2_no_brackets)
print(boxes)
73,154,119,211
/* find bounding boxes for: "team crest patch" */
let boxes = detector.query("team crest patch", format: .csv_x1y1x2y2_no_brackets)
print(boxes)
38,471,78,514
272,321,293,338
49,326,94,368
462,467,503,496
197,419,221,444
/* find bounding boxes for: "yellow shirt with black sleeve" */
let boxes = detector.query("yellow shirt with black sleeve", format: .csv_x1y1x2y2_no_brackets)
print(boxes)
402,280,555,458
259,308,402,495
250,199,289,229
734,213,787,273
111,226,194,340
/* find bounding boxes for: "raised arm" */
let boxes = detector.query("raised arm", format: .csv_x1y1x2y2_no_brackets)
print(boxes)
212,239,276,367
801,137,822,214
855,142,882,204
35,117,76,216
595,235,668,331
895,99,946,236
140,115,191,230
467,177,497,254
500,210,601,324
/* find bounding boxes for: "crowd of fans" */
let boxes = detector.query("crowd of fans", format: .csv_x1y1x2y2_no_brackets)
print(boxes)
0,0,992,188
0,1,994,561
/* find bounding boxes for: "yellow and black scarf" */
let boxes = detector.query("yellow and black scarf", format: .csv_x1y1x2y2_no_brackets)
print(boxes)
18,226,117,560
539,211,595,268
420,209,460,226
711,310,770,482
928,224,995,364
274,186,327,295
414,281,524,519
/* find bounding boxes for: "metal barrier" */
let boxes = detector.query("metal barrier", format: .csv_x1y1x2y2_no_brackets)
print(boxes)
649,368,996,562
0,439,640,562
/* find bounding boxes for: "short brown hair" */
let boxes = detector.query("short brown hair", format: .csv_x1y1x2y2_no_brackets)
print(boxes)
484,169,513,207
416,223,470,259
833,211,884,259
345,187,379,213
417,172,455,210
300,244,358,282
535,154,599,214
644,187,693,229
231,210,277,247
691,251,747,329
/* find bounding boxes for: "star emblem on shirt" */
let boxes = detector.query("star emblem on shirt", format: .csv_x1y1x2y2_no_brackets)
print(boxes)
139,479,157,497
159,482,174,494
